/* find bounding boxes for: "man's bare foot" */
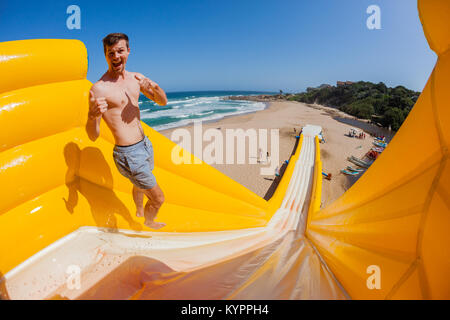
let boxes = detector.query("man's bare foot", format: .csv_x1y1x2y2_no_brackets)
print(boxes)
136,207,145,217
144,220,166,230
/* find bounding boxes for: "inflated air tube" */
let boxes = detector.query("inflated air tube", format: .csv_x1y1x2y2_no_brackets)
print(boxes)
306,0,450,299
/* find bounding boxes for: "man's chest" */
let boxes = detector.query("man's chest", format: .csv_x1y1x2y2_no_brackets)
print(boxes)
104,82,140,109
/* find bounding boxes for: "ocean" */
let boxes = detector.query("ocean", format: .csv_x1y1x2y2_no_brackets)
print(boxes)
138,91,274,131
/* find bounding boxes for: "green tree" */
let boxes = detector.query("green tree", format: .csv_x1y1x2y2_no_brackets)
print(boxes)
382,108,405,131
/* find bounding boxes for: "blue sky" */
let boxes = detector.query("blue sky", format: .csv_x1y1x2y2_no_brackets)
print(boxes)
0,0,436,93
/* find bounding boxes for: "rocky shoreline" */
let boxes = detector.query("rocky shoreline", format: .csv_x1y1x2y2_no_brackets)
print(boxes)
224,94,289,102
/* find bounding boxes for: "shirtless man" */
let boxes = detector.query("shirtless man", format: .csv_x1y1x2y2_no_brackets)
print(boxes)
86,33,167,229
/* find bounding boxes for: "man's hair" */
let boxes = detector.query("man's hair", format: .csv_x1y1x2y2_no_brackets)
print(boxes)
102,33,129,53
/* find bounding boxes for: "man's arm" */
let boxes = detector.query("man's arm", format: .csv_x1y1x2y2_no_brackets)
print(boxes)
135,73,168,106
85,87,107,141
86,113,101,142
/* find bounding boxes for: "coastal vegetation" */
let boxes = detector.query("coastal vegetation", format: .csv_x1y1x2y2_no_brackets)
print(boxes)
286,81,420,131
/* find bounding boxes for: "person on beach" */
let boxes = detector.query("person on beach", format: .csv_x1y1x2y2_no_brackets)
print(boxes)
86,33,168,230
275,166,280,177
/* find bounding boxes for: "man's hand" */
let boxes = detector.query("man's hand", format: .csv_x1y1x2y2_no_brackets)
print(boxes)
135,74,157,93
135,73,167,106
89,96,108,120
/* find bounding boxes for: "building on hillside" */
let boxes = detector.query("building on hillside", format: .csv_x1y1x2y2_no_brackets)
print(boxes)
337,81,354,86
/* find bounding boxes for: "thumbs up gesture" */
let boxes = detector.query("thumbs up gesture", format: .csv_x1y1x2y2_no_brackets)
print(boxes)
135,74,157,93
89,91,108,120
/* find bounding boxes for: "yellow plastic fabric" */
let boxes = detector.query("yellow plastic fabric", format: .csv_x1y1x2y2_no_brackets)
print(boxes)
2,39,331,299
0,0,448,300
306,0,450,299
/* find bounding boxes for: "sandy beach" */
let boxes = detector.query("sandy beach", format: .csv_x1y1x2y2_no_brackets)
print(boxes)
160,101,394,208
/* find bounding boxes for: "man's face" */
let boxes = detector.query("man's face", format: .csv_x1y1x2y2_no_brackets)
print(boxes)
105,39,130,74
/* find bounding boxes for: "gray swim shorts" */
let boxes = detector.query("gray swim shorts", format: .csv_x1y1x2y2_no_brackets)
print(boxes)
112,136,157,189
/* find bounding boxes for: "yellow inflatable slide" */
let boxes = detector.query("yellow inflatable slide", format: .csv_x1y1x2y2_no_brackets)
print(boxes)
0,0,448,299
